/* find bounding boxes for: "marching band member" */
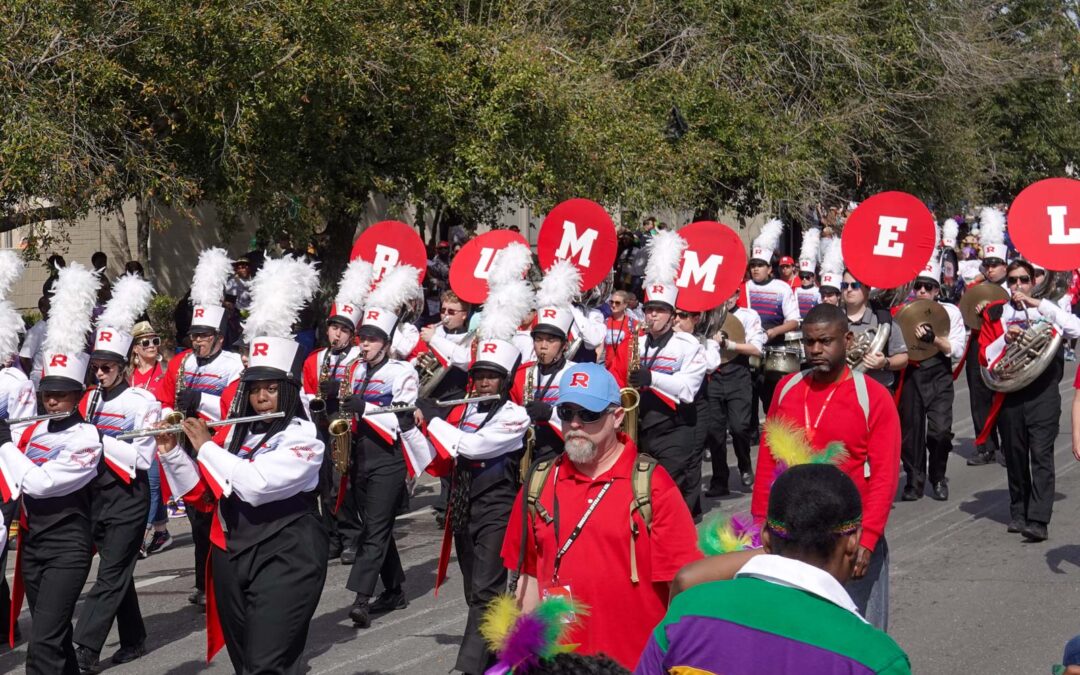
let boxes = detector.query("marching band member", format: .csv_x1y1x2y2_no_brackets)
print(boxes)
746,220,800,412
818,237,844,306
629,231,707,512
898,258,965,502
418,290,475,410
705,288,765,497
425,243,532,675
515,260,581,466
674,306,713,520
978,260,1080,542
156,256,327,673
344,266,425,628
940,218,961,301
842,271,908,390
569,301,606,363
73,274,161,673
604,290,639,388
795,228,822,319
0,263,103,673
302,259,371,562
967,208,1009,466
160,247,245,608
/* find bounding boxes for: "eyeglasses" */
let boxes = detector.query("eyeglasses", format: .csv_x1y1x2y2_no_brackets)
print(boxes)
190,332,215,340
440,307,466,315
840,282,863,291
138,337,160,348
913,281,939,292
610,300,625,306
799,273,814,280
1007,275,1031,285
556,404,609,424
675,311,696,319
92,363,117,373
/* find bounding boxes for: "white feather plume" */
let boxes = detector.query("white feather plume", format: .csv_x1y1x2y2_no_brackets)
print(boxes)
98,273,154,334
335,259,375,309
644,230,687,285
820,237,845,275
752,218,785,251
367,264,421,312
44,262,101,355
190,247,233,307
243,256,319,341
0,300,23,364
535,259,581,309
0,250,24,300
979,207,1006,247
943,218,959,244
799,228,821,266
479,247,534,341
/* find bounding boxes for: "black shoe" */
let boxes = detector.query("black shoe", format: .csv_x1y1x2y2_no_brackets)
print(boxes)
930,480,949,501
349,597,371,628
76,645,101,674
1021,521,1048,542
435,512,446,530
740,471,754,488
369,588,408,614
901,487,921,501
112,642,146,664
1007,517,1026,533
704,485,730,498
328,541,343,560
187,589,205,607
340,547,357,565
967,450,996,466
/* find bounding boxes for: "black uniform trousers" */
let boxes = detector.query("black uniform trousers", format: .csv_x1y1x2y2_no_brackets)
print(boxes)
346,435,407,599
0,497,17,637
998,363,1064,526
965,331,1000,454
187,507,213,592
899,359,955,493
707,364,754,490
212,514,328,675
21,513,93,675
684,385,708,519
453,459,518,675
73,469,150,653
316,429,362,551
639,419,694,512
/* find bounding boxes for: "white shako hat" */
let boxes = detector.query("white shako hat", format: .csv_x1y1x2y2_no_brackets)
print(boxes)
190,247,233,332
750,218,784,264
242,255,320,384
92,273,154,362
818,237,845,293
979,207,1008,264
533,259,581,341
473,243,534,377
328,259,374,332
642,230,687,311
0,250,26,368
798,227,821,274
358,265,422,343
917,224,942,283
41,262,101,392
942,218,959,249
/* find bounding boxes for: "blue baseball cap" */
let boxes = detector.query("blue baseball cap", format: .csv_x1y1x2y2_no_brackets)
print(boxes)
557,363,621,412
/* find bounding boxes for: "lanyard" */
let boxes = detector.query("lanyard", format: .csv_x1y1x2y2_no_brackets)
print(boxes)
551,463,615,584
803,369,849,443
535,364,559,402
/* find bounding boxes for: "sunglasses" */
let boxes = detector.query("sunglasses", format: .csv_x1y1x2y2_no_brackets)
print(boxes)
676,311,697,319
840,282,863,291
1007,275,1031,285
913,281,939,292
92,363,117,373
440,307,466,315
799,273,814,280
138,337,161,348
556,404,609,423
610,300,625,306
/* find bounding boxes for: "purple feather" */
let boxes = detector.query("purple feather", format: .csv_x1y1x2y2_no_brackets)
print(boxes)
730,512,762,549
496,614,548,672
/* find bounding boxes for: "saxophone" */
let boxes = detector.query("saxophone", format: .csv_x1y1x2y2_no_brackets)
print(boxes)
619,322,641,444
309,348,331,418
167,355,186,426
329,353,364,474
519,364,536,482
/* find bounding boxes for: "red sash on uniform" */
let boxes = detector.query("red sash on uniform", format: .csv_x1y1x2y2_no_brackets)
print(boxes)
8,421,42,647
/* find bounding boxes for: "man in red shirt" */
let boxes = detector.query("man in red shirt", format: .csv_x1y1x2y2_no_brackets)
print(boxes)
502,363,700,670
750,303,901,631
779,255,800,290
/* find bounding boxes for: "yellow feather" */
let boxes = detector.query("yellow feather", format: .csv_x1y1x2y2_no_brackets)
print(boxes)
717,527,750,553
480,595,521,651
764,417,814,467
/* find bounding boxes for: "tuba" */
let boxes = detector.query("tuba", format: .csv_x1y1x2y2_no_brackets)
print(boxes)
981,271,1071,392
418,330,475,397
847,322,891,372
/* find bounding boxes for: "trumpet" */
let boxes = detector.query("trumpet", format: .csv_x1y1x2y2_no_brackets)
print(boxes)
6,411,72,425
372,394,503,416
116,412,286,440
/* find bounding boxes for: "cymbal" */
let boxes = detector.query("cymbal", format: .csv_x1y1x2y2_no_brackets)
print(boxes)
895,300,951,362
719,313,745,362
958,283,1009,330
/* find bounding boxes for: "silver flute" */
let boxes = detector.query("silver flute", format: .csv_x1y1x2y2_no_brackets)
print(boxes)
371,394,503,416
6,411,72,424
116,411,286,440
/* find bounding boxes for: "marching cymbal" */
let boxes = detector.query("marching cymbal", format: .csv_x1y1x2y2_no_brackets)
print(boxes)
958,283,1009,330
719,313,745,362
895,299,951,362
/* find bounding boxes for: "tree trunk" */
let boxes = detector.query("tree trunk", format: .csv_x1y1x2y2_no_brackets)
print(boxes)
135,195,153,282
322,207,359,285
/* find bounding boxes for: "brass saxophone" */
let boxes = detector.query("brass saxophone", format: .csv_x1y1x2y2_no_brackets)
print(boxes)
167,355,186,426
519,365,536,482
329,353,364,474
619,321,641,444
309,348,331,418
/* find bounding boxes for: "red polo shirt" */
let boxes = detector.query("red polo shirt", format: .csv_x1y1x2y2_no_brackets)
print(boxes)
501,435,701,669
750,369,901,551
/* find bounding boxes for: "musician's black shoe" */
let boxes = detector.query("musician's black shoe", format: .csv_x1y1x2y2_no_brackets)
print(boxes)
967,450,996,466
112,641,146,664
187,589,205,607
930,480,949,501
370,587,408,614
76,645,101,674
1021,521,1048,542
704,485,730,498
740,471,755,488
349,596,372,628
901,486,921,501
328,540,342,560
341,546,357,565
435,512,446,530
1007,517,1026,533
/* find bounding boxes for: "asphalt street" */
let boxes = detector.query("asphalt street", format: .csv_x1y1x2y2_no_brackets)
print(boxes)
3,364,1080,674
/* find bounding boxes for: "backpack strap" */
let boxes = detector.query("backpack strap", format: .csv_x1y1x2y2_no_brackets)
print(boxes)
516,458,555,576
628,453,659,584
852,370,870,428
775,370,808,408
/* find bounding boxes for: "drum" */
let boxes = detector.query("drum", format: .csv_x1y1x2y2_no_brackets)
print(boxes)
764,345,801,374
785,330,805,362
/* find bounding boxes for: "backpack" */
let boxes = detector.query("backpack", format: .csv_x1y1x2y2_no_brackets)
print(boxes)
517,453,659,583
776,369,872,477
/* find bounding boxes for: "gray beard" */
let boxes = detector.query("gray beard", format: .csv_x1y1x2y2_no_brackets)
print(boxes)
564,435,598,464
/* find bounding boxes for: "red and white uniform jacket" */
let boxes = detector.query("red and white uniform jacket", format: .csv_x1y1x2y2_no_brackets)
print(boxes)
979,299,1080,372
604,315,638,388
637,331,708,408
348,357,434,476
425,399,530,462
510,359,576,440
426,324,474,370
571,306,606,350
795,286,822,320
940,303,968,365
392,323,421,361
301,345,362,397
81,384,161,480
0,419,102,503
161,349,244,422
724,307,767,367
0,366,37,440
